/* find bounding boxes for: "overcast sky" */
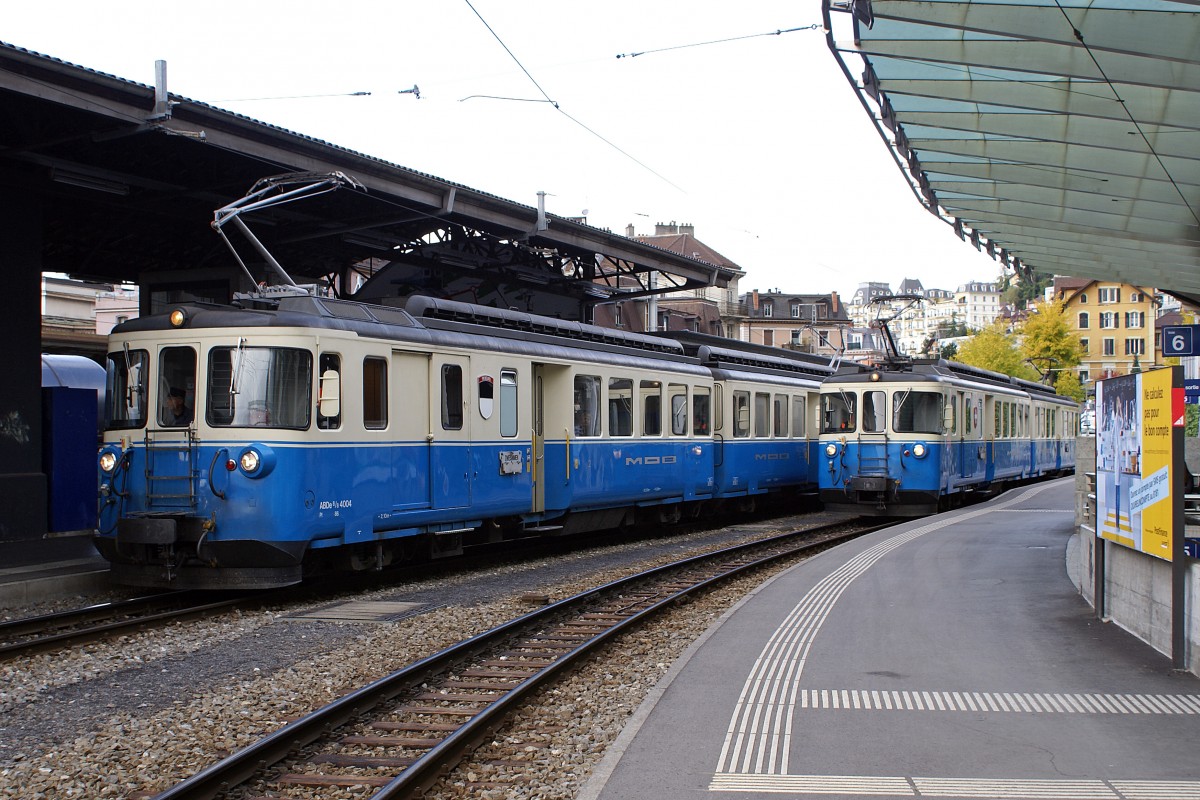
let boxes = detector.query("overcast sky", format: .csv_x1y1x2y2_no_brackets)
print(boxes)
7,0,1007,299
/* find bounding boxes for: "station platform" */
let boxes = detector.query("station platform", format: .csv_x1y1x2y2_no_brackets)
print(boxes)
0,535,109,608
581,478,1200,800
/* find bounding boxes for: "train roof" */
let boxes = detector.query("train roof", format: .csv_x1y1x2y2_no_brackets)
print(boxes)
111,294,700,369
825,359,1073,403
659,330,833,376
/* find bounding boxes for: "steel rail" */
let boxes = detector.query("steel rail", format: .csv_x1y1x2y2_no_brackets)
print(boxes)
0,591,254,661
151,519,890,800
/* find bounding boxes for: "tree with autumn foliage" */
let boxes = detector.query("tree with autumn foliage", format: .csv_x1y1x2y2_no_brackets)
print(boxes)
1018,299,1084,394
954,323,1040,381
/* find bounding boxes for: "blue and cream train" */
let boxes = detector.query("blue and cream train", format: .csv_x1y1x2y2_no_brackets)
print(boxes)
816,359,1078,515
95,296,832,589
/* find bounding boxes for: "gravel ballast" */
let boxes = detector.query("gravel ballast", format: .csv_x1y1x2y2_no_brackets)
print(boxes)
1,512,847,798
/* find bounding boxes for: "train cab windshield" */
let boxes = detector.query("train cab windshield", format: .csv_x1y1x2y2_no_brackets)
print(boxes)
207,345,312,429
821,387,946,435
821,391,857,433
105,347,149,429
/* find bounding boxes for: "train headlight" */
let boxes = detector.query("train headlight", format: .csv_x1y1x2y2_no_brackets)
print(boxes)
239,449,261,473
824,442,838,457
912,443,928,458
99,450,119,474
169,308,187,327
236,444,277,478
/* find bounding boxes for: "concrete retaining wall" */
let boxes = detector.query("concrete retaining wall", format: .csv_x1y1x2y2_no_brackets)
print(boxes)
1074,436,1200,675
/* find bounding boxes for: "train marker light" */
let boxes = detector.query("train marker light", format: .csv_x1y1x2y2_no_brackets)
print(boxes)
226,459,237,471
169,308,187,327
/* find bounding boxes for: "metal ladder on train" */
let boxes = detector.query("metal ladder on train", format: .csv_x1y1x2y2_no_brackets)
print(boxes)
143,429,198,509
856,433,890,476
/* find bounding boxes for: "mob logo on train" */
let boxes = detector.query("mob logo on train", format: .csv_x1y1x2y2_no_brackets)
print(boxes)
625,455,678,465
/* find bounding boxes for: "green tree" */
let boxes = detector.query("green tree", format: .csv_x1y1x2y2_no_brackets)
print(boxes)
954,323,1040,380
1053,370,1085,403
1019,299,1083,387
939,341,958,360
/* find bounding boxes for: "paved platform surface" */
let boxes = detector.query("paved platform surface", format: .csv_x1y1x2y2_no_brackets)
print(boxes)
582,479,1200,800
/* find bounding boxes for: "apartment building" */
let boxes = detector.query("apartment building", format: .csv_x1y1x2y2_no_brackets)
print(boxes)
1053,277,1158,385
737,289,850,355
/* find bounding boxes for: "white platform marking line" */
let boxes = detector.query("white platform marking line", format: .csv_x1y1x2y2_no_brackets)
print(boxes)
710,774,1200,798
715,483,1063,776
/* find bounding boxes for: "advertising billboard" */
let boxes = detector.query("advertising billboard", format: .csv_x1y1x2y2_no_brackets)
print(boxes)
1095,368,1181,561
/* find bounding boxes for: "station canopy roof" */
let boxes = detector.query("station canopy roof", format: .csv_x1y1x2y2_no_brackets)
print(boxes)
824,0,1200,305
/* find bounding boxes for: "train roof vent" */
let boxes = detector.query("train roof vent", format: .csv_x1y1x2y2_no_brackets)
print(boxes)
276,296,419,327
696,344,833,377
405,295,685,355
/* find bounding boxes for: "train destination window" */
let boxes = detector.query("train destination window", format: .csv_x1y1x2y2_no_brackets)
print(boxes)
159,346,196,427
318,353,341,430
363,356,388,430
500,369,517,438
441,364,464,430
820,391,856,433
791,396,806,438
892,390,944,434
208,346,313,429
609,378,633,437
574,375,600,437
773,395,788,437
640,380,662,436
754,393,770,437
862,390,885,433
669,384,688,436
733,391,751,438
105,347,149,429
693,387,710,436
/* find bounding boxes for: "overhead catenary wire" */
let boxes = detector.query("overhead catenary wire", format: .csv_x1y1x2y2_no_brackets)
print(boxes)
616,23,823,59
461,0,683,191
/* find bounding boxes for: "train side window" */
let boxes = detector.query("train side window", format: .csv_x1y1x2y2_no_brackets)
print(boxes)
754,392,770,437
640,380,662,436
441,364,464,430
363,357,388,429
669,384,688,435
158,346,196,427
574,375,601,436
863,390,885,433
791,395,806,438
773,395,788,437
692,387,710,436
733,391,751,438
951,394,960,436
964,394,973,435
609,378,633,437
499,369,518,438
318,353,341,430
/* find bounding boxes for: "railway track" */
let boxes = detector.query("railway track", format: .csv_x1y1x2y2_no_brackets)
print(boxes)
150,518,890,800
0,591,258,661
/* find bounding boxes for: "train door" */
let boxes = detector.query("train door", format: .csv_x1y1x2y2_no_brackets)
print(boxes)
532,363,572,514
146,343,199,509
531,365,546,514
430,354,471,509
391,350,432,510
